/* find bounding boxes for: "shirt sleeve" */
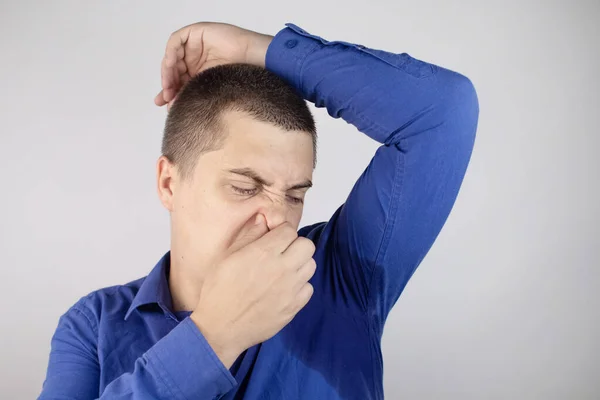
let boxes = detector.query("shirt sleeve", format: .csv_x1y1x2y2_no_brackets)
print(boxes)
38,301,236,399
265,24,479,329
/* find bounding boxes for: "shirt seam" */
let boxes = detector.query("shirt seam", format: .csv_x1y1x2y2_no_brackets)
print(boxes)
282,25,405,398
71,305,99,336
351,113,403,398
294,38,397,312
293,32,405,309
369,140,404,315
64,306,101,372
344,109,402,308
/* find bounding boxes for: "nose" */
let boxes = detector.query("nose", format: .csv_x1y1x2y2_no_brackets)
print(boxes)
258,196,289,231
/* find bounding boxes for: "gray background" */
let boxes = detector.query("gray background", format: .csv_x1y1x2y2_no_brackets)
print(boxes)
1,0,599,398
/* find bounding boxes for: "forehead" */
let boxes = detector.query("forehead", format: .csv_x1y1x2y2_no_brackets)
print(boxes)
217,110,314,178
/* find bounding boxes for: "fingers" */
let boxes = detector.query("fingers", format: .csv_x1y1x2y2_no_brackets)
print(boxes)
159,26,192,105
176,59,188,75
282,237,316,267
166,91,181,112
296,258,317,281
155,58,174,106
294,282,314,311
162,63,179,103
229,214,269,253
165,29,188,69
253,222,299,254
154,90,166,106
156,29,195,107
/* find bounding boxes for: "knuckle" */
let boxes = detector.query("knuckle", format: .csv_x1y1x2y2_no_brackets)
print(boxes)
251,242,271,259
303,263,317,281
299,238,316,255
304,283,314,298
282,224,298,238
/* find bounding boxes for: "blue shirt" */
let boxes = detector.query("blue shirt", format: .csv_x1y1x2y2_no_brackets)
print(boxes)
39,23,479,400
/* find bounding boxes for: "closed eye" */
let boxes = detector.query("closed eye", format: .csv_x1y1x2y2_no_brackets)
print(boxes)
231,185,305,205
231,185,257,196
287,195,304,205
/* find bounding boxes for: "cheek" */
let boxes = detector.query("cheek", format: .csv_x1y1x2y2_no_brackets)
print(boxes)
192,191,242,234
194,190,264,249
287,206,304,228
174,186,236,254
177,186,305,257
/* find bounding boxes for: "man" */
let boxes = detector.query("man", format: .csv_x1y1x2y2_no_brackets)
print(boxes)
39,21,478,399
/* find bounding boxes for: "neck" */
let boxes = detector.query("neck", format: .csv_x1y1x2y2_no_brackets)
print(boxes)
168,251,207,312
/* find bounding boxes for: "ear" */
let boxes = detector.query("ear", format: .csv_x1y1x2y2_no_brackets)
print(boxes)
157,156,177,212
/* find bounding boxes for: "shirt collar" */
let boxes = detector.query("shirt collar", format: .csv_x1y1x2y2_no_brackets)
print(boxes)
124,251,173,320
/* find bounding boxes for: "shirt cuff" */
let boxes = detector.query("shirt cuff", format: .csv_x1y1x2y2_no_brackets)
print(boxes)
265,23,323,90
145,317,237,399
265,23,384,95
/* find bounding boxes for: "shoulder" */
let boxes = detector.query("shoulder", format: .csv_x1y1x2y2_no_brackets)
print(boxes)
298,221,327,240
60,276,146,329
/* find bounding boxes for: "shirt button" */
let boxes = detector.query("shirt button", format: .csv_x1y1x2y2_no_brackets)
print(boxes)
285,39,298,48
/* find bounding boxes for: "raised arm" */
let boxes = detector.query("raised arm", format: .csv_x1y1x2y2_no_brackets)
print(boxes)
265,24,479,329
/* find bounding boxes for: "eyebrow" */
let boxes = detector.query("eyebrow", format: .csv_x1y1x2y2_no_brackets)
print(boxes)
227,168,313,191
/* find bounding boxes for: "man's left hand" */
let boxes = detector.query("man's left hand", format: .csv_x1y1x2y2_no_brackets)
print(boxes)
154,22,273,109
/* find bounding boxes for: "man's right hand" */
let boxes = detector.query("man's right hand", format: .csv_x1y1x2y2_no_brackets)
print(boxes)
190,214,316,368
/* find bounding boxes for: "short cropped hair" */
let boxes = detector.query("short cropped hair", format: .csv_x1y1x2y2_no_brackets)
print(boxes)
161,63,317,183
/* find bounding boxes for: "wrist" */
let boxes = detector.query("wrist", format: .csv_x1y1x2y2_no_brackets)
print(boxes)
246,32,273,67
190,311,243,369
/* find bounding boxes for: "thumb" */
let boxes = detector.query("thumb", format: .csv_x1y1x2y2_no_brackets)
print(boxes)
229,213,268,253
